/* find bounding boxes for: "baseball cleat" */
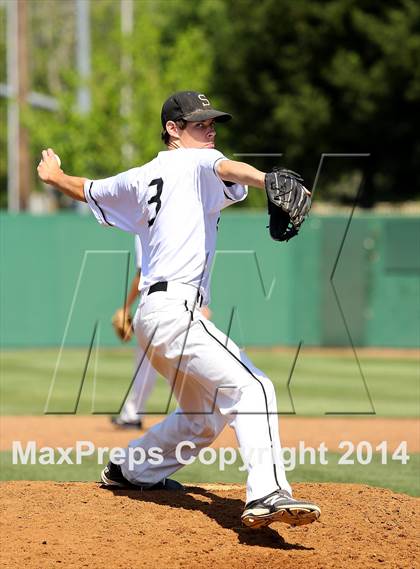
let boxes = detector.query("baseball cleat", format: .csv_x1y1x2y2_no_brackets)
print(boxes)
110,416,143,429
241,489,321,529
100,461,185,491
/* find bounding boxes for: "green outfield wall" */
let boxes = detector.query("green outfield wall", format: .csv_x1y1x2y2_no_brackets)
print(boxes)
0,212,418,348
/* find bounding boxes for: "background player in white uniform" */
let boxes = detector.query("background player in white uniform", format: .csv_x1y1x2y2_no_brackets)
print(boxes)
37,91,321,529
111,235,158,429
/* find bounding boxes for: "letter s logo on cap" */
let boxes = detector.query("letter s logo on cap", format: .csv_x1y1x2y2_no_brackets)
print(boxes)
198,94,210,107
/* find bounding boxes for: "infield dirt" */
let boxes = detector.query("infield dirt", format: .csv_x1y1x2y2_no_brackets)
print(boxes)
1,481,419,568
1,415,418,451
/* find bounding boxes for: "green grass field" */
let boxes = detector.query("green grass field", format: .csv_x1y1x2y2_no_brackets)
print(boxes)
1,347,418,416
1,452,418,497
1,347,418,495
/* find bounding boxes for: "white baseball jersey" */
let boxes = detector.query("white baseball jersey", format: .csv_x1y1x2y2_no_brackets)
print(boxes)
84,149,247,304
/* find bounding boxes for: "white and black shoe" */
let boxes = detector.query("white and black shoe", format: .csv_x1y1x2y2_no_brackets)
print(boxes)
241,489,321,529
100,461,184,491
110,416,143,430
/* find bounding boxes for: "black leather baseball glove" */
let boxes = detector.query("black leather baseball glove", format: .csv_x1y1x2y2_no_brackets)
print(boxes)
264,168,312,242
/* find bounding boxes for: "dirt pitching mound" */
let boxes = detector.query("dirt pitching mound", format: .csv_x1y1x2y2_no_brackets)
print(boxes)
1,482,418,569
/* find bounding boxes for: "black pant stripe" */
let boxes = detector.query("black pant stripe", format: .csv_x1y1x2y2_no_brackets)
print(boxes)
197,319,281,491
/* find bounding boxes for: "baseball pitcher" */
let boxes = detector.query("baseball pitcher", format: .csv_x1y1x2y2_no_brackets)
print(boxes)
37,91,319,529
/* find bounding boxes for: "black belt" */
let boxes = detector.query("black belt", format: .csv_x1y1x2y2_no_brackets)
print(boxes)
148,281,203,307
148,282,168,294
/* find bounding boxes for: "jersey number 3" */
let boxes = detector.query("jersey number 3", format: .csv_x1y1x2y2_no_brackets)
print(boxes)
147,178,163,227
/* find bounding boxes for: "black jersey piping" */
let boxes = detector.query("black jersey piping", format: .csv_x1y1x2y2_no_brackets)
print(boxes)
197,319,281,490
87,181,110,226
212,158,236,200
213,156,232,183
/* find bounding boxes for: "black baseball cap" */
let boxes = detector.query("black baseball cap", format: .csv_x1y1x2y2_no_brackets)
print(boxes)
161,91,232,128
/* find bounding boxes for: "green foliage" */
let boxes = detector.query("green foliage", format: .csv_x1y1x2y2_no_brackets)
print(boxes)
212,0,420,204
10,0,215,199
1,0,419,206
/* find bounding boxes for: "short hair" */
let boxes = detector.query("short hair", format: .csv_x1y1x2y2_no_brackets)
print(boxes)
161,118,188,145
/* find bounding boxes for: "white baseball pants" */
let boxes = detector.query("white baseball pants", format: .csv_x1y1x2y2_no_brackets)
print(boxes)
121,282,291,503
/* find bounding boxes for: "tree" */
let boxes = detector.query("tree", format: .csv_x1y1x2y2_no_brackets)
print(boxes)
207,0,420,205
7,0,215,208
2,0,419,209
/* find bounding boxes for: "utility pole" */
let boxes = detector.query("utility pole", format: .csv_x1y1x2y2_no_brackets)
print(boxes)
6,0,19,211
76,0,91,114
6,0,30,211
17,0,30,210
120,0,133,166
